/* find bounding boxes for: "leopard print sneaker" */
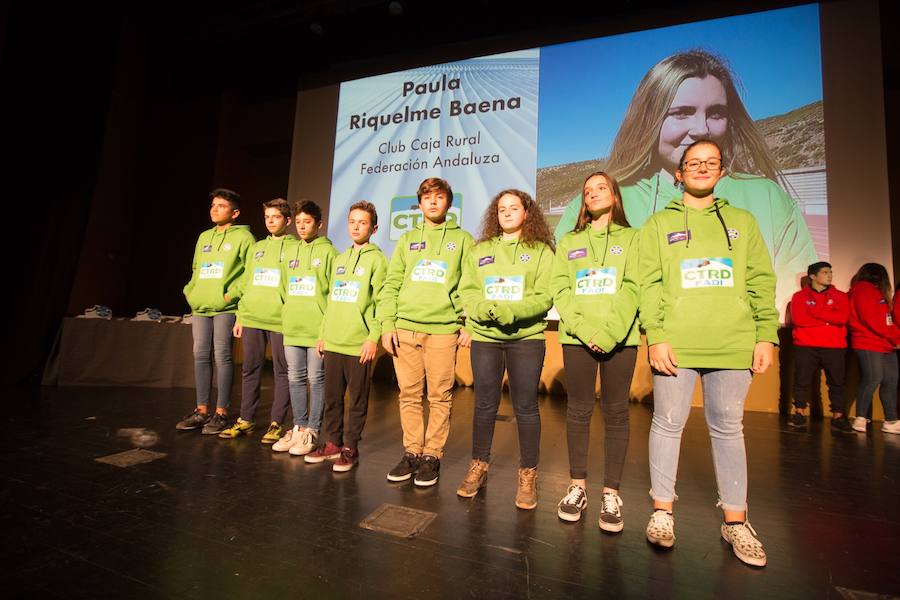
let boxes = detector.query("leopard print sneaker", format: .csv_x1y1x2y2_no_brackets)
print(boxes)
721,521,767,567
645,509,675,548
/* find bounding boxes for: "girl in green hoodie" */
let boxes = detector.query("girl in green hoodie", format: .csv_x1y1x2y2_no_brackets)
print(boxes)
457,189,554,510
638,140,778,567
551,171,640,530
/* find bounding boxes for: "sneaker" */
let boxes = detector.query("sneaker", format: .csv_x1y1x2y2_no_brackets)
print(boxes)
787,412,808,428
457,459,489,498
201,413,229,435
557,484,587,522
721,521,767,567
272,425,300,452
218,418,254,438
414,455,440,487
646,510,675,548
175,408,209,431
882,420,900,435
515,467,538,510
387,452,420,482
261,422,283,444
289,429,318,456
598,492,625,533
304,441,342,463
830,416,854,434
333,447,359,472
852,416,868,432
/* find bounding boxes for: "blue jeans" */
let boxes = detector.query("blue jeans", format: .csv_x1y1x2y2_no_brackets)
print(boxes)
191,313,236,409
284,345,325,431
649,368,752,512
854,349,899,421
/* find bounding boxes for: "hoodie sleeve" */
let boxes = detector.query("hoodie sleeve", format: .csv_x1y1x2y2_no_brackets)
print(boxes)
744,216,779,344
459,247,494,326
824,290,850,326
228,233,255,302
376,239,407,333
591,235,640,352
182,236,202,301
854,286,900,346
551,236,597,345
637,218,667,345
507,244,553,321
449,233,474,326
365,253,389,344
789,290,826,328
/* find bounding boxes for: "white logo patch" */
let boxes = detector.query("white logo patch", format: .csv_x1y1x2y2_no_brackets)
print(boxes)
199,262,224,280
354,267,365,276
519,254,531,263
609,245,623,255
727,228,740,240
312,258,321,267
252,267,280,288
288,276,316,297
331,280,360,303
484,275,524,301
223,243,232,251
446,242,457,251
411,259,448,284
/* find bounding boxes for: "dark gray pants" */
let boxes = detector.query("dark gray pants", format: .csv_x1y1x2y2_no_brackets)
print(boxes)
239,327,290,424
322,351,372,449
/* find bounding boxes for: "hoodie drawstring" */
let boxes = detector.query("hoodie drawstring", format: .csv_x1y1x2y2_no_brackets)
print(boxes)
684,209,691,249
713,203,733,251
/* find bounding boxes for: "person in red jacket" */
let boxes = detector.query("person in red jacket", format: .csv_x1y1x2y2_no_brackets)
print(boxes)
848,263,900,434
788,262,853,432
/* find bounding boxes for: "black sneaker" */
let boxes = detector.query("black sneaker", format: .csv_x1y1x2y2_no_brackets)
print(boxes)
201,413,229,435
830,416,854,434
176,409,210,430
598,492,624,533
787,413,808,428
414,455,440,487
387,452,420,482
557,484,587,522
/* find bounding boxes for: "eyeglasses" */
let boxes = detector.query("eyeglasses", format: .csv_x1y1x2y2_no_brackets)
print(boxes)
682,158,722,172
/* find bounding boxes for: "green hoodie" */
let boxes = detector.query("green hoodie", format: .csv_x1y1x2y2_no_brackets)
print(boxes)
551,224,640,350
280,236,338,347
459,237,553,342
236,234,297,332
377,221,474,335
320,243,389,356
554,173,817,306
183,225,256,316
637,198,778,369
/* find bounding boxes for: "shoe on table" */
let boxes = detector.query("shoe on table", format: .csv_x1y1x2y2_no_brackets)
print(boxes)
414,455,440,487
289,429,318,456
830,416,854,434
333,447,359,472
557,484,587,522
787,412,808,428
272,425,301,452
646,510,675,548
304,441,342,463
387,452,420,482
201,413,229,435
176,408,210,431
261,422,283,444
721,521,767,567
882,420,900,434
515,467,538,510
598,492,624,533
852,416,869,432
218,418,254,438
456,459,489,498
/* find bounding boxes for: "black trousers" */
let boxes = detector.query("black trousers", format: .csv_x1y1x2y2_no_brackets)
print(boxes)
322,351,372,449
239,327,290,424
562,344,637,486
792,345,847,414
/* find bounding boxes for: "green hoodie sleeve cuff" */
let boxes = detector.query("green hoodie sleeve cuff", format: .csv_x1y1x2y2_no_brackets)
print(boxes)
590,329,618,353
645,328,666,346
572,323,600,347
381,320,397,334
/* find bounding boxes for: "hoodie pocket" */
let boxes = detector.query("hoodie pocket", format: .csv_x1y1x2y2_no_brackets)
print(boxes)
664,296,755,350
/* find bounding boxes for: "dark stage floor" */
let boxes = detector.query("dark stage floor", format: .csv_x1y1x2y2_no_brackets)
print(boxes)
4,379,900,599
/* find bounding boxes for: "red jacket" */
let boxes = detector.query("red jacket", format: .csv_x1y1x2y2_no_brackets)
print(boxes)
848,280,900,352
789,285,849,348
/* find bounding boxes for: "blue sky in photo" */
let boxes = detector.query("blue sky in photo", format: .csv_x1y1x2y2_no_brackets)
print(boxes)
536,3,822,167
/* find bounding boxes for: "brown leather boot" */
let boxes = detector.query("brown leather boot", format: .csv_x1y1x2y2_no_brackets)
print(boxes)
515,467,538,509
456,458,489,498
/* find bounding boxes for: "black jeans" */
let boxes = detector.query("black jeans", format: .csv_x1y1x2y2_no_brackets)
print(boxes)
792,345,847,414
471,339,545,469
562,344,636,486
322,351,372,449
239,327,290,424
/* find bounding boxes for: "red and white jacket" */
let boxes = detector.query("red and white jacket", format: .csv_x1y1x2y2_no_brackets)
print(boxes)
848,280,900,352
789,285,849,348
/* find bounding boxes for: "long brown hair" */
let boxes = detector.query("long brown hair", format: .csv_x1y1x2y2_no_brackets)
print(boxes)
605,49,781,185
851,263,893,306
574,171,630,232
478,189,555,250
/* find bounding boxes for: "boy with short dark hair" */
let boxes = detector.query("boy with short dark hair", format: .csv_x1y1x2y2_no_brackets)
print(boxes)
178,188,255,434
272,200,337,455
377,177,473,486
219,198,295,442
304,201,388,472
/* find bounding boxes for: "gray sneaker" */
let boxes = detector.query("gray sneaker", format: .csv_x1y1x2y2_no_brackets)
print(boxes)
201,413,229,435
176,409,209,431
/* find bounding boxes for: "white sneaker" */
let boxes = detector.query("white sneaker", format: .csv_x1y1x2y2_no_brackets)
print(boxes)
272,425,300,452
645,510,675,548
721,521,767,567
852,416,868,432
882,420,900,434
289,429,318,456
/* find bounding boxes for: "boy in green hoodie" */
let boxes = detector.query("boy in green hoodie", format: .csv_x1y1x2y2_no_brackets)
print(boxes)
304,201,388,472
378,177,473,487
638,140,777,567
271,200,337,456
219,198,296,443
178,188,255,435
